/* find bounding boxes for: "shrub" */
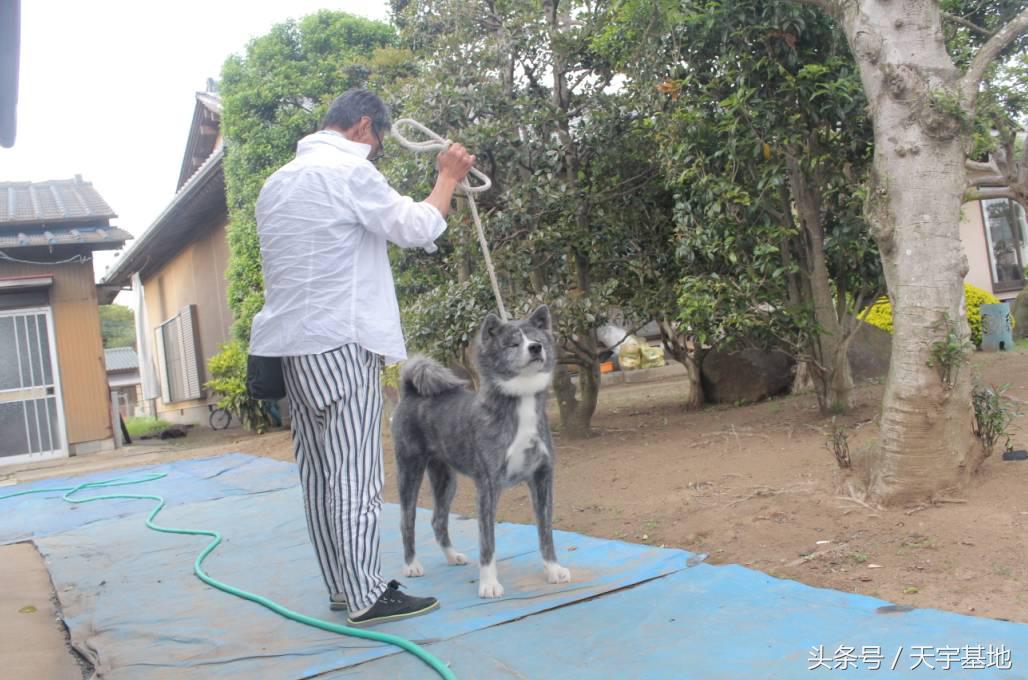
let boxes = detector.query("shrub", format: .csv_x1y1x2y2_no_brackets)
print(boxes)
972,383,1020,458
206,341,276,434
859,283,1012,348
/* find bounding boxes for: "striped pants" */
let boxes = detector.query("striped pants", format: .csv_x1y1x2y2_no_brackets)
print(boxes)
282,344,387,611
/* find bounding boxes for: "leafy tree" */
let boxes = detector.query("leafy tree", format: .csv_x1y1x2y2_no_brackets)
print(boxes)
99,304,135,349
385,0,660,436
601,0,882,413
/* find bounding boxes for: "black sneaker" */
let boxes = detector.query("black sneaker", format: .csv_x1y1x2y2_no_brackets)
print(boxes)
329,593,347,611
346,580,439,627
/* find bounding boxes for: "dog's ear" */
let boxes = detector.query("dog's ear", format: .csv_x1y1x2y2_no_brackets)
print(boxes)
480,313,503,340
528,305,551,333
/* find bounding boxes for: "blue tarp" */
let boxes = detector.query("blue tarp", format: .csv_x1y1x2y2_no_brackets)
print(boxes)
34,484,692,678
8,454,1028,679
327,565,1028,679
0,454,298,545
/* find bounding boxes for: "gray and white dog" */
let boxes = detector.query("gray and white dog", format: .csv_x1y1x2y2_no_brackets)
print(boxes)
391,305,571,598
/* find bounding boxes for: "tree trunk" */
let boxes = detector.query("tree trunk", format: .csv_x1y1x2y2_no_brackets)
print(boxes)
544,0,600,438
787,150,855,414
811,334,855,413
792,361,815,394
557,253,601,438
573,360,600,436
680,348,705,411
659,321,704,410
840,3,981,504
553,361,595,438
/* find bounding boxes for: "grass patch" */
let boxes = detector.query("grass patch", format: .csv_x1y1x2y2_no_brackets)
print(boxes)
125,416,171,438
992,563,1015,579
1016,337,1028,351
899,533,937,551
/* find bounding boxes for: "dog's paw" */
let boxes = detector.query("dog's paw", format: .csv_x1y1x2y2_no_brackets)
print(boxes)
443,548,469,566
478,580,505,598
544,562,571,584
403,559,425,577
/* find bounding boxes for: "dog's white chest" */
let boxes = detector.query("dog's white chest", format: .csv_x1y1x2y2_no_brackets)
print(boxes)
506,397,541,477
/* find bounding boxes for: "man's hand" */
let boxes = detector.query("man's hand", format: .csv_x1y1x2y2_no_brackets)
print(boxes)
437,144,476,182
424,143,477,221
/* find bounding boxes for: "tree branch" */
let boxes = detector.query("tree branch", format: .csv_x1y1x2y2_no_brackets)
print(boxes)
960,7,1028,103
563,334,595,360
942,12,994,38
965,158,998,175
967,173,1009,188
964,186,1020,204
964,136,1027,209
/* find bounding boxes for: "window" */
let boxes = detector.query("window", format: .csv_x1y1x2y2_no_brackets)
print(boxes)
981,198,1027,293
154,305,204,403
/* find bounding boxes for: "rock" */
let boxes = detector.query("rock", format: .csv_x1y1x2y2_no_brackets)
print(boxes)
1013,287,1028,340
847,320,892,382
701,349,794,404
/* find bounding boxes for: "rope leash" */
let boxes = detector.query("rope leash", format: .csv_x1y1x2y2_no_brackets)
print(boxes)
390,119,509,322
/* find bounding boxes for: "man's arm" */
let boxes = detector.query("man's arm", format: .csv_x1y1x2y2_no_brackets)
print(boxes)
347,144,477,250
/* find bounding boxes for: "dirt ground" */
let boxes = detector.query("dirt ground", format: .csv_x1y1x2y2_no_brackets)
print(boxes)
370,346,1028,625
5,346,1026,632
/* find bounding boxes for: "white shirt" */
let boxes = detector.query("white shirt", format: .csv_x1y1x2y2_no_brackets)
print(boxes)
248,130,447,363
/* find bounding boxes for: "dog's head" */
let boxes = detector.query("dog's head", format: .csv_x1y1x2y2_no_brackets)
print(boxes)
477,305,555,396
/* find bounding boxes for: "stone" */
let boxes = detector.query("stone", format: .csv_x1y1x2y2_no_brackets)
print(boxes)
847,320,892,382
701,349,794,404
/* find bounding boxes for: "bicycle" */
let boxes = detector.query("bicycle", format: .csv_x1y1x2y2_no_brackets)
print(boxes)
208,404,232,431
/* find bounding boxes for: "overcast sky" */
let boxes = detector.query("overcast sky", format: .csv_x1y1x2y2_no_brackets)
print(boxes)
3,0,391,298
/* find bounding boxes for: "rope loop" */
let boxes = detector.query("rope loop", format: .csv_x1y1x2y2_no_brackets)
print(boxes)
389,118,507,320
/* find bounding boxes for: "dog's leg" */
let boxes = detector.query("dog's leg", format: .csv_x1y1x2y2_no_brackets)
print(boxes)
427,459,467,566
476,481,504,598
397,454,428,577
529,464,571,585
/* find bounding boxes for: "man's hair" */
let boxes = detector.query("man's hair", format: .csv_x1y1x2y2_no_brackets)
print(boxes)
322,89,391,135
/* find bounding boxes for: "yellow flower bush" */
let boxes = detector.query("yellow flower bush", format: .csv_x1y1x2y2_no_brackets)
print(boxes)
859,283,1011,348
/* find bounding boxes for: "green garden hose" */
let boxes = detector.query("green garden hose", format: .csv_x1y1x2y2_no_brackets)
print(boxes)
0,473,456,680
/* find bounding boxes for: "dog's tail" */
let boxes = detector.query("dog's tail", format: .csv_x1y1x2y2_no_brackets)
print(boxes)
400,356,469,398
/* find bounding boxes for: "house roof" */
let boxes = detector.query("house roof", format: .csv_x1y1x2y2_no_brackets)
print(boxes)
0,224,131,250
105,347,139,372
101,148,225,286
0,177,117,227
177,88,222,191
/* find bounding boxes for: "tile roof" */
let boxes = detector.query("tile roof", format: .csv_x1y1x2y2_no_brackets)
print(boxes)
0,225,131,249
0,177,117,227
105,347,139,372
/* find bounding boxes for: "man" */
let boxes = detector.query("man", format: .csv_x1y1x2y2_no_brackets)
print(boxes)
249,89,475,626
